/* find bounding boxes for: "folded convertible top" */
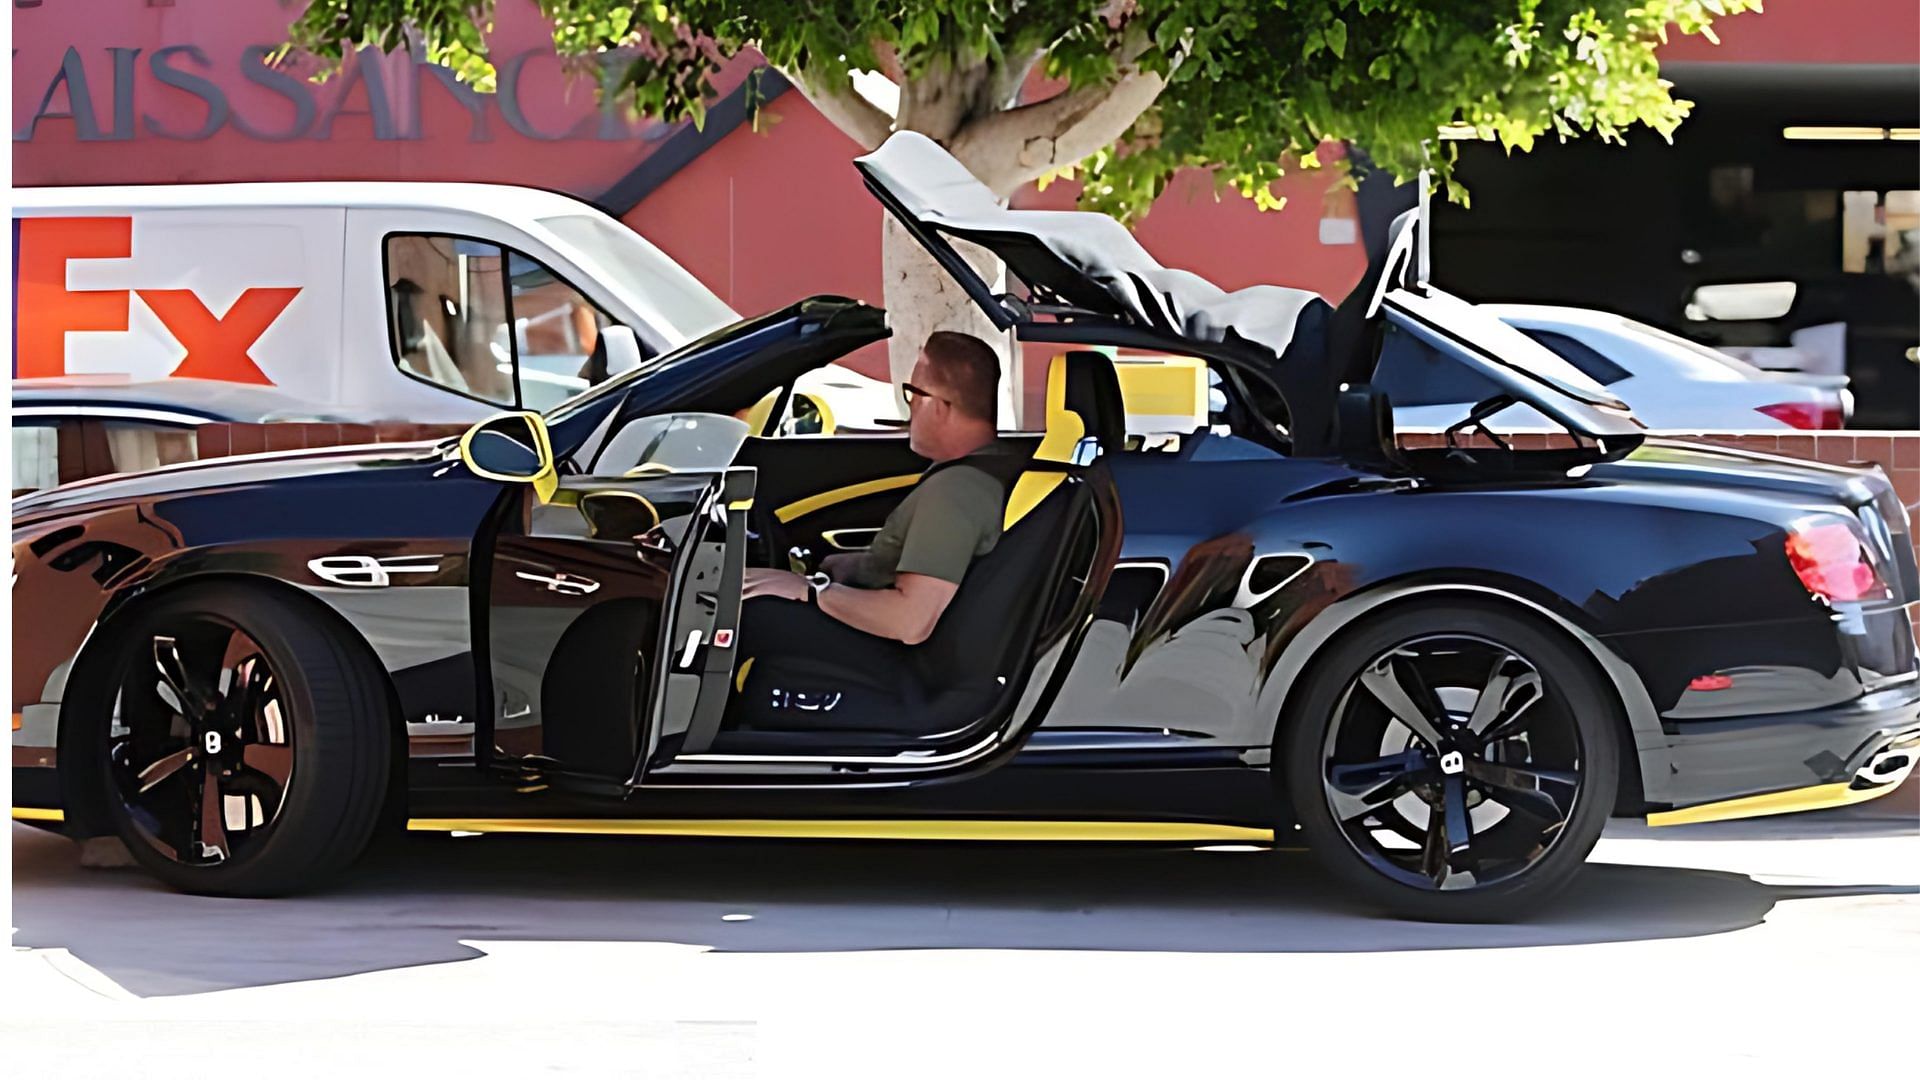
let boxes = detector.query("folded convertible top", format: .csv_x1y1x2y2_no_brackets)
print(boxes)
856,132,1328,366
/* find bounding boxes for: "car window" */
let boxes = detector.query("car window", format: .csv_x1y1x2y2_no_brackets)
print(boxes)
507,251,617,412
384,234,618,411
12,421,61,495
101,420,199,475
588,412,750,476
1516,330,1633,386
1613,317,1762,382
1371,321,1504,407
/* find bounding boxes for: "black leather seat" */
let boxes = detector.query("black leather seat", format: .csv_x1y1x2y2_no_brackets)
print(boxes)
725,351,1122,741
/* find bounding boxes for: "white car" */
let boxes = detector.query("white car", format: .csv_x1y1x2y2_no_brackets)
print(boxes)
1381,304,1852,432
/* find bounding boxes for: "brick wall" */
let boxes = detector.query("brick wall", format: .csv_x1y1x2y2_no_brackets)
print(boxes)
1668,432,1920,515
193,422,469,460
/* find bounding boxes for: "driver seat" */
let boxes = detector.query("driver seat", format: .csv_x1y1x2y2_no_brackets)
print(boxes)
723,350,1122,742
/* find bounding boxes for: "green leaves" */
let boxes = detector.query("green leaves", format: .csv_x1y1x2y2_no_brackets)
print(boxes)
1324,18,1348,60
285,1,1764,223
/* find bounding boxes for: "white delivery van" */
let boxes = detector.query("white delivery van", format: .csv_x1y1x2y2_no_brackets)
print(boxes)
11,183,745,420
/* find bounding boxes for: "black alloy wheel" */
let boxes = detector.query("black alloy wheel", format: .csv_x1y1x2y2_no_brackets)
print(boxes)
111,625,293,867
87,584,391,896
1284,601,1619,921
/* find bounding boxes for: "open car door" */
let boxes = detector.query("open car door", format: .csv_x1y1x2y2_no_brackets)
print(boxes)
641,350,1127,785
479,412,753,788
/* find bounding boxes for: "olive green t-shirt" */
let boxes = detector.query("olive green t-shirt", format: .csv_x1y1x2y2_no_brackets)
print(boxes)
840,442,1019,589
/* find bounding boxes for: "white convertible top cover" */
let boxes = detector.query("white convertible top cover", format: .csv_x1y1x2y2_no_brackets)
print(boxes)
857,132,1327,363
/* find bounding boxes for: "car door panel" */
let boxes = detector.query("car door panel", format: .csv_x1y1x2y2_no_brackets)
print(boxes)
484,466,746,782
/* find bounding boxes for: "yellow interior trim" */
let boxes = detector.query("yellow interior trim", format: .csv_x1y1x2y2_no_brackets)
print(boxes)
742,387,782,436
1005,353,1085,530
11,807,64,823
579,490,660,537
821,527,881,551
734,657,755,693
794,390,837,436
1646,780,1902,827
776,474,921,523
407,817,1276,842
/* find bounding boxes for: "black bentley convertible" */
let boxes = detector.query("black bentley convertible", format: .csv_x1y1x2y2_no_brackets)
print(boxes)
12,134,1918,919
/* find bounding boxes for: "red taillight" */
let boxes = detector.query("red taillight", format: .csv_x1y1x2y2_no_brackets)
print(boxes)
1784,522,1885,603
1756,402,1843,429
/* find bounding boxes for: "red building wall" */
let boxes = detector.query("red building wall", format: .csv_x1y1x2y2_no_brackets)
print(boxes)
14,0,1913,397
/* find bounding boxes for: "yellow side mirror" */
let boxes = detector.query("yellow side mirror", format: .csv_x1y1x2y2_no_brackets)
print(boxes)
788,390,836,436
458,411,558,503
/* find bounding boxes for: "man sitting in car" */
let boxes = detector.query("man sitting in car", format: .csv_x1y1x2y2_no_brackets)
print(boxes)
739,330,1022,651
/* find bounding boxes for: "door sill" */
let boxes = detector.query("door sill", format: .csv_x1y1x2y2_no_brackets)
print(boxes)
406,817,1275,842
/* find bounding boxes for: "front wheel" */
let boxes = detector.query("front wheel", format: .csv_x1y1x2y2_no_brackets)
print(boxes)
1283,601,1619,922
82,583,392,897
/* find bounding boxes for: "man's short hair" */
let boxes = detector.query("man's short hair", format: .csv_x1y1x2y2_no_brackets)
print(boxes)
921,331,999,422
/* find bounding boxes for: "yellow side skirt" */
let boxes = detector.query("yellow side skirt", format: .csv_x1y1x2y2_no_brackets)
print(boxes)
408,817,1276,842
1646,780,1901,827
11,807,64,823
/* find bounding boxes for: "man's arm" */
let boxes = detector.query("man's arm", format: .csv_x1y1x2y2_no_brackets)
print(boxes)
816,572,958,646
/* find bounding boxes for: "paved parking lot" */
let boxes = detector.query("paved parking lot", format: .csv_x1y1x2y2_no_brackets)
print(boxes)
8,782,1917,1077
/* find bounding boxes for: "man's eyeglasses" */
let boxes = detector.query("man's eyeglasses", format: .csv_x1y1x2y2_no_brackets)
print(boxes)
901,382,948,408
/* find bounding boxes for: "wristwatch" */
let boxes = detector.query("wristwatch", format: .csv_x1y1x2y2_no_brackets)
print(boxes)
806,572,832,605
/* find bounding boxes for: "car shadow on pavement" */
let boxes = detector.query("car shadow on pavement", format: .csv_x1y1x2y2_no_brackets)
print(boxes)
11,822,1914,998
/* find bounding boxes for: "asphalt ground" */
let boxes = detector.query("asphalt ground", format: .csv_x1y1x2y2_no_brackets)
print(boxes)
7,779,1917,1077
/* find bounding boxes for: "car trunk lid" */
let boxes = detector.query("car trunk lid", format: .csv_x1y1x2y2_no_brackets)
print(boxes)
1592,439,1919,604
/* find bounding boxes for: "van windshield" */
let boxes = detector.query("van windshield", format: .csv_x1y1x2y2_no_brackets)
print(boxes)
537,214,738,344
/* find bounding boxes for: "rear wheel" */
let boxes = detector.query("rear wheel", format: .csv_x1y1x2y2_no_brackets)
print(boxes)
1284,601,1618,921
86,584,390,896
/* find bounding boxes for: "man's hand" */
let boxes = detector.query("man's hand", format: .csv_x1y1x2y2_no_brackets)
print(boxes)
742,567,809,602
819,551,863,583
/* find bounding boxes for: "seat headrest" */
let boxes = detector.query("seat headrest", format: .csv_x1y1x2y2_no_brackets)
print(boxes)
1058,350,1124,454
1005,350,1121,529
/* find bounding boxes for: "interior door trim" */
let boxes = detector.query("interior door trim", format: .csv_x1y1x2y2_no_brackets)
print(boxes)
821,527,882,551
775,473,919,523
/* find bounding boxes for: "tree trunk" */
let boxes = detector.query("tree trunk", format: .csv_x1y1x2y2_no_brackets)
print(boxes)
879,214,1020,426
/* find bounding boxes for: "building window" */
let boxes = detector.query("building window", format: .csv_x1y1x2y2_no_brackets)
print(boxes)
1842,190,1920,277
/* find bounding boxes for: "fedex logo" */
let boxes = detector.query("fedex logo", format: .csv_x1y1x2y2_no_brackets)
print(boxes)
12,216,301,385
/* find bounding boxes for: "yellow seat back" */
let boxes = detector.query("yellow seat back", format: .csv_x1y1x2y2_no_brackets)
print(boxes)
1004,354,1087,530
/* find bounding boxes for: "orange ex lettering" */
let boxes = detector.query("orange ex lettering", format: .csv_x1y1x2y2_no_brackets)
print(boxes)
137,287,301,385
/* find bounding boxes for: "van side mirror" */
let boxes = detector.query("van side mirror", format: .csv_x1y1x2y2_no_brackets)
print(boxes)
601,325,644,377
459,411,557,503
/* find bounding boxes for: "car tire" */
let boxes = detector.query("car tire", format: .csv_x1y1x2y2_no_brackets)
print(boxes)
81,583,392,897
1282,599,1620,922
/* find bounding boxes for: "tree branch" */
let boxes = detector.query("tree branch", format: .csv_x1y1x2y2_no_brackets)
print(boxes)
778,67,895,151
986,46,1047,111
951,67,1168,195
896,57,991,145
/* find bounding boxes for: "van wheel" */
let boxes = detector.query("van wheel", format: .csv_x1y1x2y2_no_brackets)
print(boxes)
87,584,390,897
1283,601,1618,922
